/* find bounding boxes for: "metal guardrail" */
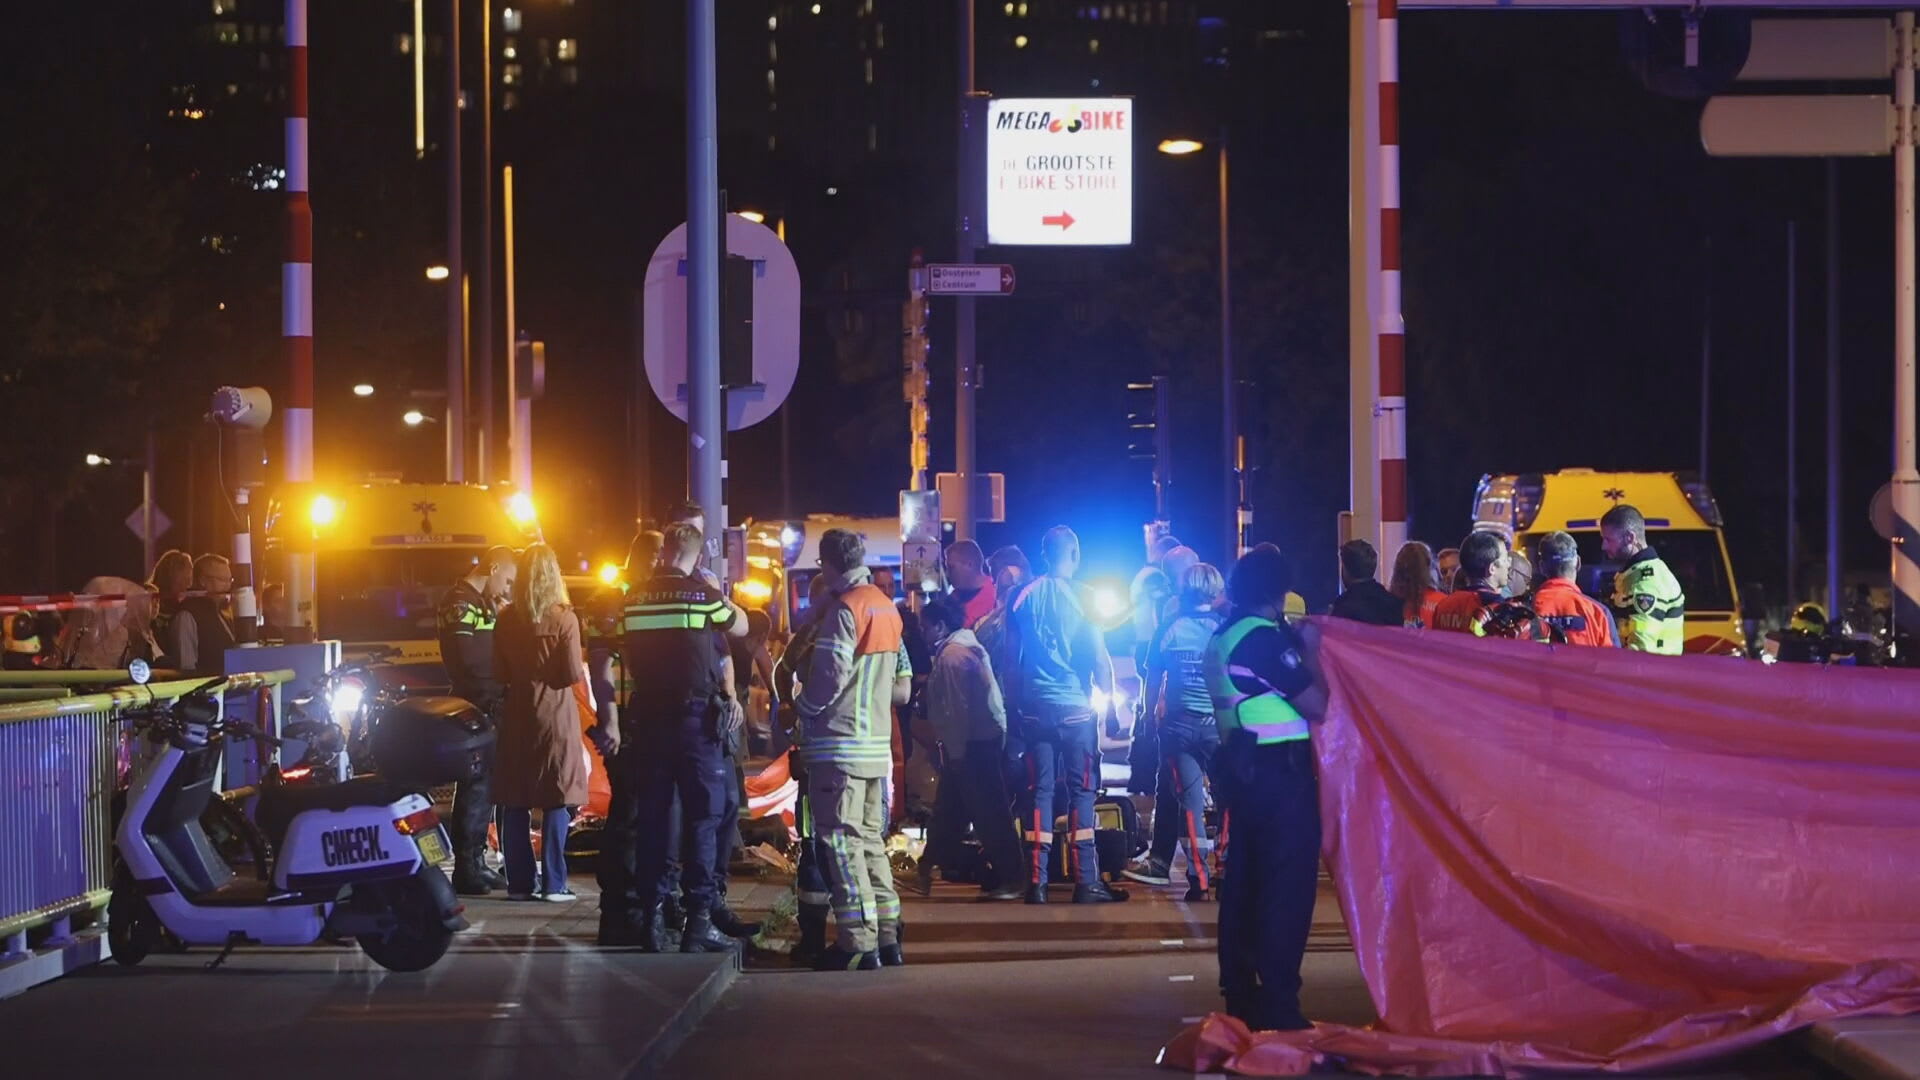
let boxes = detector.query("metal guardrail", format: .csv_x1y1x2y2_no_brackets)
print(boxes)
0,670,185,688
0,670,293,948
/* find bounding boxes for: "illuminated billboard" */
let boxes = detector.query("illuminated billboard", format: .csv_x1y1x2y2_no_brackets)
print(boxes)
985,97,1134,247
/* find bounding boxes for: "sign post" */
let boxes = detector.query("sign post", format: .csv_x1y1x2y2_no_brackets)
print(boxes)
928,264,1016,295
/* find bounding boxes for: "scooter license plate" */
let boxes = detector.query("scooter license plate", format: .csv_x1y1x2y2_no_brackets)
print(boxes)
416,828,450,865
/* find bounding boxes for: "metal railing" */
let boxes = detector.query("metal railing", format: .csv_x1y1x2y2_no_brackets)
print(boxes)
0,671,292,953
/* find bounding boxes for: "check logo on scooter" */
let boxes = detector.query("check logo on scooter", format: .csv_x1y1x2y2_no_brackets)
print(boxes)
321,825,392,868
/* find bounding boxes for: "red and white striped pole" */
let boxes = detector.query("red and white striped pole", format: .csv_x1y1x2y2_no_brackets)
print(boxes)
281,0,314,637
1375,0,1408,569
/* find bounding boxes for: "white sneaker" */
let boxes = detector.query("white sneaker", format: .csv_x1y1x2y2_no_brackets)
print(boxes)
542,890,578,903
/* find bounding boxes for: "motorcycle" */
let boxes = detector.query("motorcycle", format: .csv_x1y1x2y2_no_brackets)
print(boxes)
107,663,469,972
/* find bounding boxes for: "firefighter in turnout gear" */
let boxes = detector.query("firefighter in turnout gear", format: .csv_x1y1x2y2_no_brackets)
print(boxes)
794,528,915,970
1204,546,1327,1032
1601,505,1686,655
436,545,518,895
772,573,838,965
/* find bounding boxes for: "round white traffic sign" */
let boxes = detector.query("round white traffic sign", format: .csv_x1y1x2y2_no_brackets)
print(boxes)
643,214,801,431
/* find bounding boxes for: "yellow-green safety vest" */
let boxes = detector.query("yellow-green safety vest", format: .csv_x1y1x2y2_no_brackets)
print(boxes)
1611,553,1686,656
1204,615,1309,745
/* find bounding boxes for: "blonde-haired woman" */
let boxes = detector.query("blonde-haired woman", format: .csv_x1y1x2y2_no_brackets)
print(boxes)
493,543,591,901
1389,542,1447,629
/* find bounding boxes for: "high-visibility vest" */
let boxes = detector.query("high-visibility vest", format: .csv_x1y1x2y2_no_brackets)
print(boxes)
1611,552,1686,656
1204,615,1308,745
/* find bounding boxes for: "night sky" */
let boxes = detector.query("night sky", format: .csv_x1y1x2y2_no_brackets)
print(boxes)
0,2,1901,613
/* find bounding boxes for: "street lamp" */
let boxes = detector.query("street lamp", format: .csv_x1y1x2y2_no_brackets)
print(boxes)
1159,133,1243,557
84,453,112,467
352,383,375,398
403,409,429,427
736,209,767,224
425,264,451,281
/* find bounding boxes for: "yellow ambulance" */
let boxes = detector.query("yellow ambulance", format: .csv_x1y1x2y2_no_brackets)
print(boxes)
1472,469,1746,656
261,480,541,682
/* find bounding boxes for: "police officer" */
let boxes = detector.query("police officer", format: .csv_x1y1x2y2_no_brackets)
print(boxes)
436,545,518,895
589,528,659,945
1204,546,1326,1031
625,522,751,953
1601,504,1686,655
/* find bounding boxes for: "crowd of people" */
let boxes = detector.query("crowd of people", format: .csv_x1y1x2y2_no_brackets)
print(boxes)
412,497,1688,1029
2,548,245,675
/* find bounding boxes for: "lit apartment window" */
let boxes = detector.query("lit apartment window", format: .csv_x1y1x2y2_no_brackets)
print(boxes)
211,0,230,12
504,41,517,59
864,58,873,84
503,63,522,85
1018,2,1029,15
810,3,822,13
215,21,240,45
395,32,413,55
1003,2,1013,13
768,135,777,151
876,22,885,48
862,0,873,14
766,69,776,93
502,90,519,110
559,65,578,85
1088,38,1099,53
1014,34,1028,48
867,124,877,151
502,6,522,31
557,38,577,61
768,15,777,31
768,41,777,62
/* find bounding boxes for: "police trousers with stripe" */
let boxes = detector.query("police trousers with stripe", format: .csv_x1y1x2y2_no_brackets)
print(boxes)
1015,704,1100,888
807,764,900,953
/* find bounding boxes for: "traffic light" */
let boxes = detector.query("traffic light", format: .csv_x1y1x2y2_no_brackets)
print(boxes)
1127,376,1171,520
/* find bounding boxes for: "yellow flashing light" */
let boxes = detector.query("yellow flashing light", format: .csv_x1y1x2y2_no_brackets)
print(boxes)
309,493,339,527
734,578,774,604
597,562,622,586
506,491,538,526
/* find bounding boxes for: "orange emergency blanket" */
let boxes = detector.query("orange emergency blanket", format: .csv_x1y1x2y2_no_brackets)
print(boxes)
1164,618,1920,1076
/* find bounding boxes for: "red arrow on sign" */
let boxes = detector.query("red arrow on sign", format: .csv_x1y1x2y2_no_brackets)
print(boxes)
1041,211,1076,230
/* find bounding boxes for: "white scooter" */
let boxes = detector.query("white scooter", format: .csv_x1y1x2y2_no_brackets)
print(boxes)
108,664,469,972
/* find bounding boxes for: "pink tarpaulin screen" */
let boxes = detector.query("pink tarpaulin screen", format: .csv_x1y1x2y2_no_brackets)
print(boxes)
1164,618,1920,1076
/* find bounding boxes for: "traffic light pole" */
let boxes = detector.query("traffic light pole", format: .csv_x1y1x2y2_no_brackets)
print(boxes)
953,0,979,543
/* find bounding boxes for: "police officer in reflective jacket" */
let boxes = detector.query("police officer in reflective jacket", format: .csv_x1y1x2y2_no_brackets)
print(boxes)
1204,547,1327,1031
436,545,518,895
1601,504,1686,655
624,522,751,953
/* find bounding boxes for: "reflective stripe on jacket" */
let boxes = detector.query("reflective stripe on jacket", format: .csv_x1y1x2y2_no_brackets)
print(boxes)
1203,615,1308,745
796,571,906,778
1610,548,1685,655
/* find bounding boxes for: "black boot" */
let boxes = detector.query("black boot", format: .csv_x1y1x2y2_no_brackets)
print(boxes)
1073,881,1131,903
812,945,881,971
1024,883,1048,905
598,907,663,948
709,903,762,940
661,896,687,932
478,864,507,890
679,912,742,954
452,854,493,897
791,902,830,967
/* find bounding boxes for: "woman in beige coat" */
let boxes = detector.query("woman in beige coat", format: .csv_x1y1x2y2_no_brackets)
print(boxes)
493,544,592,901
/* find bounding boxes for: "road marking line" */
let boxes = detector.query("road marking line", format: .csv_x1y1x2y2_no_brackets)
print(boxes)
1168,974,1196,982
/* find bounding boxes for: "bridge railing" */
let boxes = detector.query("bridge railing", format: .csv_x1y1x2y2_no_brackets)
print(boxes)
0,670,292,958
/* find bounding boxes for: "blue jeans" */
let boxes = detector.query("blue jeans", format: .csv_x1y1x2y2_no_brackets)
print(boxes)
503,806,572,895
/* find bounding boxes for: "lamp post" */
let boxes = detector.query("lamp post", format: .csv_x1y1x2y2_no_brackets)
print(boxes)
1158,133,1243,557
